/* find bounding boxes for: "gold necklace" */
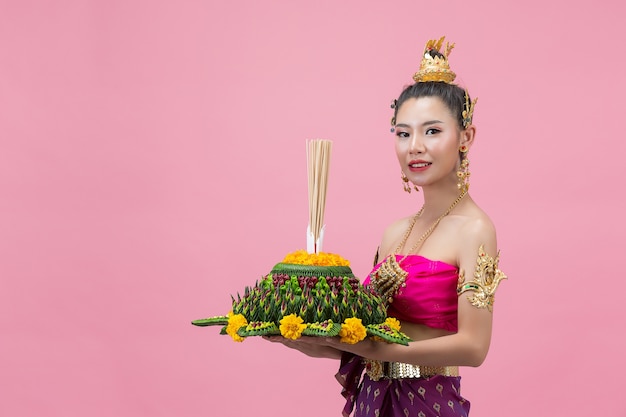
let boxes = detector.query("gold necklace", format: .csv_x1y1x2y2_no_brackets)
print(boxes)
370,190,467,304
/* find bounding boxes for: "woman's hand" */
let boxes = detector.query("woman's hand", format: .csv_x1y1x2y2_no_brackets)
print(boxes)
263,335,344,360
263,335,379,360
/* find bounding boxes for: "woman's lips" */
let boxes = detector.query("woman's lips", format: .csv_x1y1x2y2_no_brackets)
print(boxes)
408,160,431,172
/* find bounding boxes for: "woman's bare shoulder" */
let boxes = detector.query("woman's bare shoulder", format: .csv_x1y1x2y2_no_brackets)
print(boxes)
456,202,498,256
378,214,414,259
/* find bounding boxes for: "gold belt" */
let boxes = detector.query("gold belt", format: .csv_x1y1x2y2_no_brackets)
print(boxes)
365,359,459,381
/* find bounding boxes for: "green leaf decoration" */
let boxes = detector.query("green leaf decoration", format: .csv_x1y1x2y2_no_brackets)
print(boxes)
191,315,229,327
302,320,341,337
366,324,412,346
270,263,355,278
237,321,280,337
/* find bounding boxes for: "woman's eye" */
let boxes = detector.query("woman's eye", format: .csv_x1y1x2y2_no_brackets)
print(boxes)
396,131,410,138
425,128,440,135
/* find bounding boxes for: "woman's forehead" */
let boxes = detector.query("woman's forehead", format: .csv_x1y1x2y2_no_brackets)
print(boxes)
396,96,455,120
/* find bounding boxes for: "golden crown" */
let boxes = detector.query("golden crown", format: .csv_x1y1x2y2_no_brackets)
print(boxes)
410,36,477,128
413,36,456,83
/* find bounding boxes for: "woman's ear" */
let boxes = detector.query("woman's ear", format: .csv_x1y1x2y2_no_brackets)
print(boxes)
460,125,476,151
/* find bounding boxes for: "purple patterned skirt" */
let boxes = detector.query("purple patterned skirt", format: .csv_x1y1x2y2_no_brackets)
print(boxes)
336,354,470,417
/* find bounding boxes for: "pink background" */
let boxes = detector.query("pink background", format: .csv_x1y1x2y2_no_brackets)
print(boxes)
1,1,625,416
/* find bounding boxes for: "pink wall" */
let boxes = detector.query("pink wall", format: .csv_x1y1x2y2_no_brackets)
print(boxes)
1,1,625,416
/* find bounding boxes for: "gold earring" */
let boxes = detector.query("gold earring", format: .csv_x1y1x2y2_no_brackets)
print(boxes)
401,171,419,193
457,146,470,193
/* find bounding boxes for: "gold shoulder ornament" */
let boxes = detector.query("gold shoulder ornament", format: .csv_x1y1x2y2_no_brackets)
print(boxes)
457,245,507,312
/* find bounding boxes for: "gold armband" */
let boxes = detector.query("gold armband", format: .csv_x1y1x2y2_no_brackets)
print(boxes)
457,245,507,312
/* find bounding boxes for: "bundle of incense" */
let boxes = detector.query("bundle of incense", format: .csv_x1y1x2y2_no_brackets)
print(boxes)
306,139,332,254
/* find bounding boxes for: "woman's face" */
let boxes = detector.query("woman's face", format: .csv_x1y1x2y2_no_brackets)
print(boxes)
394,96,466,190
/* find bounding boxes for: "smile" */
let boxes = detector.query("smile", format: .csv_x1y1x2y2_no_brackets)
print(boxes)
409,162,431,168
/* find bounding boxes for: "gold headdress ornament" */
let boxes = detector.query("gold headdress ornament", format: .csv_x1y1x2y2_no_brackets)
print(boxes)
462,91,477,128
413,36,457,83
398,36,478,129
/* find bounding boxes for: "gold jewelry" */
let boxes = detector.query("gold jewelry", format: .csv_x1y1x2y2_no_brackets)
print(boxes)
365,359,459,381
457,245,507,312
413,36,457,83
401,171,419,193
462,90,477,129
457,146,470,193
407,37,478,129
370,191,467,304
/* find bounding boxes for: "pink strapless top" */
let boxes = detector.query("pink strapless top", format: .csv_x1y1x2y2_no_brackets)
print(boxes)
364,255,459,332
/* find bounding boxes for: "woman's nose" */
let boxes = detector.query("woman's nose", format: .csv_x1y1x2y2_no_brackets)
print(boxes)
409,135,425,153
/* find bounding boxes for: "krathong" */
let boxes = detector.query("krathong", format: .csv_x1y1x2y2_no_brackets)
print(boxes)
191,250,411,345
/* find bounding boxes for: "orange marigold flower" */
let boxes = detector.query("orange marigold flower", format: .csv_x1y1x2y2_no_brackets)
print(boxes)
226,312,247,342
279,314,307,340
384,317,401,331
282,250,350,266
339,317,367,344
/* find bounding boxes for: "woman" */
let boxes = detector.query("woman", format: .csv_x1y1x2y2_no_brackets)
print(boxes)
267,36,506,417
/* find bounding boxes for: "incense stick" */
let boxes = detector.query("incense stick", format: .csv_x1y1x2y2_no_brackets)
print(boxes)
306,139,332,253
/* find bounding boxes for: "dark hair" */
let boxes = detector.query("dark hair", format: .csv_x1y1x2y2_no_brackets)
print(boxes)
393,82,469,130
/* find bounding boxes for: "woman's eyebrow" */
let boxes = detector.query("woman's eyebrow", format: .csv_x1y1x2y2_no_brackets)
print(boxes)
394,120,443,128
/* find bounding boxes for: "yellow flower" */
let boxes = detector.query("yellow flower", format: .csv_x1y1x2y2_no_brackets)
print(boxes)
282,250,350,266
384,317,401,331
279,314,307,340
226,312,248,342
339,317,367,344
